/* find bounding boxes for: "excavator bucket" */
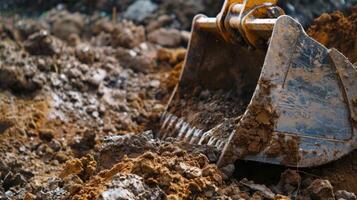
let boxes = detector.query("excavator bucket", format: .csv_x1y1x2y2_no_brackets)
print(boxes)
159,14,357,167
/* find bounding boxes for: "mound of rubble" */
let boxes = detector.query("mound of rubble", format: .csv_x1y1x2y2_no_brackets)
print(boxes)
37,132,356,200
0,2,356,200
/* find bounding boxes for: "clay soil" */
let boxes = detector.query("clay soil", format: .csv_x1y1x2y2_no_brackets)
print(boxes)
307,6,357,63
0,2,357,200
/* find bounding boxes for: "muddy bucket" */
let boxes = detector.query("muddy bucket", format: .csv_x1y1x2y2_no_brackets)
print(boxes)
159,11,357,167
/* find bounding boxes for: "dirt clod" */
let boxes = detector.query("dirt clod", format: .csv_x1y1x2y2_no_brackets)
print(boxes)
335,190,357,200
38,129,55,142
148,28,182,47
75,45,96,64
111,21,145,49
308,6,357,62
306,179,335,200
24,30,62,56
50,10,85,41
99,174,164,200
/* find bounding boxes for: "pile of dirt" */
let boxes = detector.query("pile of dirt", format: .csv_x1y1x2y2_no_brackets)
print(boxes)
0,6,184,199
74,151,227,199
40,132,356,200
307,5,357,63
0,2,357,200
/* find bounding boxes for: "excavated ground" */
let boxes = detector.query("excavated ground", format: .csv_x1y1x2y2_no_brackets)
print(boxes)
0,2,356,200
307,6,357,63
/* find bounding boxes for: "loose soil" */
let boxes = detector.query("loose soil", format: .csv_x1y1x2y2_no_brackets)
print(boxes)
0,2,356,200
307,5,357,63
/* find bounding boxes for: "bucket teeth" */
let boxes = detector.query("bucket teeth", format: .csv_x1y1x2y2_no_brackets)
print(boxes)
159,113,232,151
183,127,195,142
198,131,212,145
177,122,189,139
189,129,203,144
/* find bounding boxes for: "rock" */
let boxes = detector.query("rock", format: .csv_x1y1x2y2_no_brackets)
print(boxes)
220,164,235,179
75,45,96,64
36,58,51,72
48,140,62,152
146,15,174,32
23,192,36,200
306,179,335,200
39,129,55,142
275,194,291,200
277,170,301,194
99,174,164,200
280,170,301,186
4,190,15,199
180,30,191,44
85,69,107,88
124,0,158,23
68,33,81,46
36,144,54,157
51,11,85,41
156,48,186,65
0,66,42,93
91,18,114,35
335,190,357,200
199,90,211,99
111,21,145,49
240,179,275,199
2,172,27,190
55,152,70,163
66,67,83,79
70,130,96,155
127,55,157,73
148,28,182,47
0,120,14,134
177,162,202,179
0,160,9,175
115,47,157,73
24,30,62,56
15,19,48,41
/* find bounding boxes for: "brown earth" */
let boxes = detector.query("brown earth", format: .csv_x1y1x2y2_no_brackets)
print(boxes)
307,5,357,63
0,3,357,200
